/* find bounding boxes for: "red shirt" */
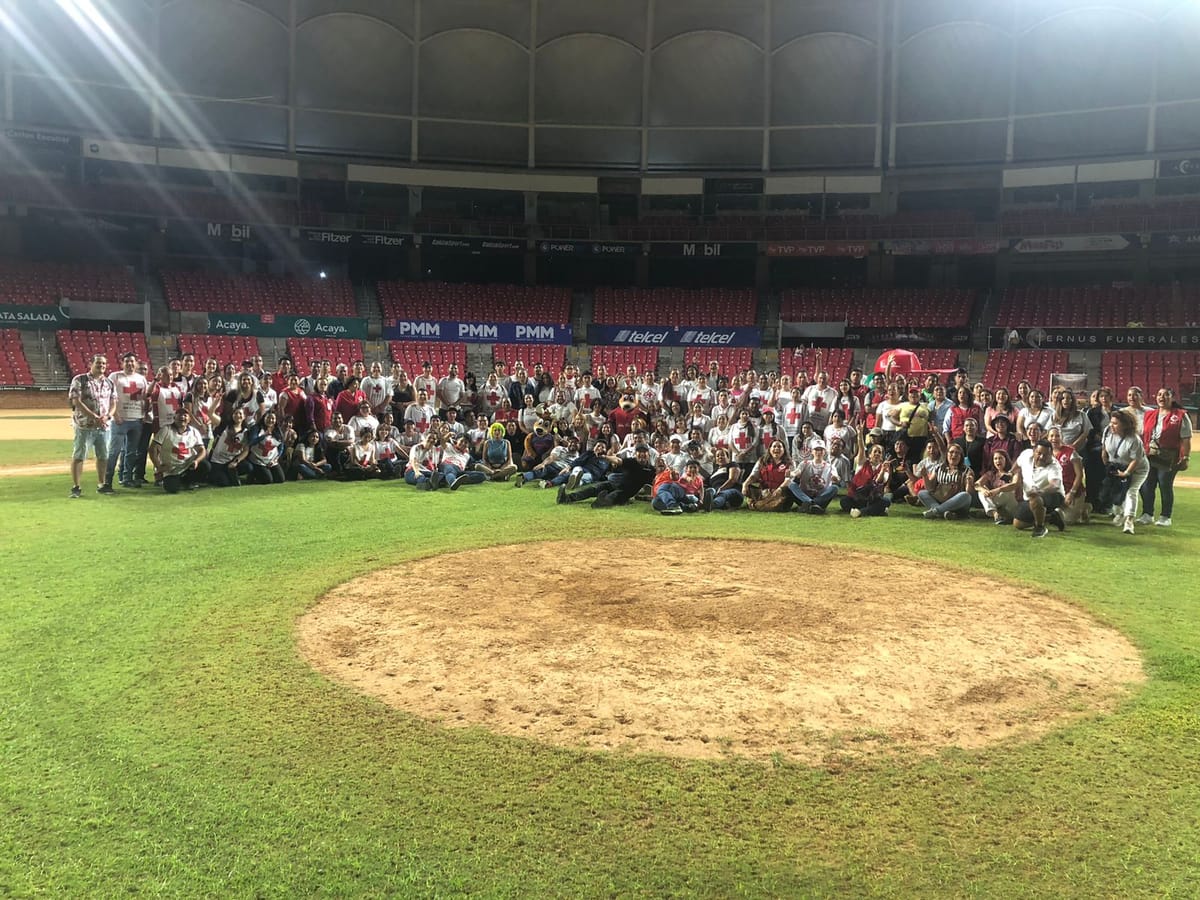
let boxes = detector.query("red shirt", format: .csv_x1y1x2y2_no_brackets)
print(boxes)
1055,446,1078,492
756,460,789,491
335,389,366,423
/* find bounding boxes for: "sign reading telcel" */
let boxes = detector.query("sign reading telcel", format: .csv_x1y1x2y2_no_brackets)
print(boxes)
586,325,761,348
385,320,572,345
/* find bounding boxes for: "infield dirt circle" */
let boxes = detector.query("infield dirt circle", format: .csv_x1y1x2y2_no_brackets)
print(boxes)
298,539,1144,762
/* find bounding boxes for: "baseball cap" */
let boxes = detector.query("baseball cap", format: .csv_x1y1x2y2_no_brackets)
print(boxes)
810,439,826,449
762,407,775,414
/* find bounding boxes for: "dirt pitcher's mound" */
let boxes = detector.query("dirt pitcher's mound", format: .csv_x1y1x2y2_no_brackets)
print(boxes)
298,540,1144,762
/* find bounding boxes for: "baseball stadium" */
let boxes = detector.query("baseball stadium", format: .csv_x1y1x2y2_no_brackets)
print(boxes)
2,1,1199,896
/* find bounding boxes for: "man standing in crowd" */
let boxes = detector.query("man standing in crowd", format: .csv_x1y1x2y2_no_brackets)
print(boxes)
105,351,147,490
68,353,115,499
802,371,838,433
437,363,466,414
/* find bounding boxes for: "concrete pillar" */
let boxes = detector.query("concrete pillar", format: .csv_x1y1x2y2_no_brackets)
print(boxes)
524,252,537,285
636,254,649,289
755,255,770,292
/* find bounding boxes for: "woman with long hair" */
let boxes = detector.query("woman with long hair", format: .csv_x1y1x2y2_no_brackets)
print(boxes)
1101,407,1149,534
1137,387,1191,528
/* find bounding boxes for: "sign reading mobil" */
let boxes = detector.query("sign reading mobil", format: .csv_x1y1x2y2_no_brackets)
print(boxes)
384,320,572,345
586,325,761,348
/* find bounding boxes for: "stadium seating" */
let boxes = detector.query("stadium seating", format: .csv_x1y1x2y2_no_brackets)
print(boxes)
683,347,753,376
980,351,1070,393
918,349,960,371
177,334,260,368
996,284,1188,328
378,282,570,324
0,329,34,385
779,348,855,381
285,338,364,374
57,330,151,377
0,260,135,306
492,344,566,375
388,341,467,379
162,271,355,316
1100,351,1200,399
779,289,973,328
591,346,659,375
592,288,757,327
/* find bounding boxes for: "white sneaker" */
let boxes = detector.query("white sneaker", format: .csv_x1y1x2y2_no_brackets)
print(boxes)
1135,513,1154,525
850,508,862,518
1123,517,1135,535
1155,517,1172,527
1112,512,1125,526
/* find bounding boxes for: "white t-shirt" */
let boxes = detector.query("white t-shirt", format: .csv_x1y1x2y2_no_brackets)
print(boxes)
1015,448,1063,496
109,371,148,422
153,424,204,476
404,403,436,433
360,376,389,411
801,385,838,430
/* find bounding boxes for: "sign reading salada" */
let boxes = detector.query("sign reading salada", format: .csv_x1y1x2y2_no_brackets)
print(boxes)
384,321,571,345
0,303,69,328
586,325,761,347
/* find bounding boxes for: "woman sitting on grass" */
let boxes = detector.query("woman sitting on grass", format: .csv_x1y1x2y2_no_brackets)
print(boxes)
840,440,892,518
917,442,975,520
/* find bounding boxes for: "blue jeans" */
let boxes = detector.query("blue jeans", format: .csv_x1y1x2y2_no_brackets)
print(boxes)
438,463,486,487
652,482,698,512
917,489,973,515
787,482,838,509
106,420,142,484
1140,463,1178,518
710,487,743,510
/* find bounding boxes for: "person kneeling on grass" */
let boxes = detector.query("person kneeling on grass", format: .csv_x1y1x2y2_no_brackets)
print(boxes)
344,427,380,481
1009,439,1066,539
652,459,705,515
917,442,975,521
374,424,403,480
247,410,286,485
557,444,655,508
208,406,251,487
149,407,208,493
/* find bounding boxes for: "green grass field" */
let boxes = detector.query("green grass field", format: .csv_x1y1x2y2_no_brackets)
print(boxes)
0,440,74,467
2,474,1198,897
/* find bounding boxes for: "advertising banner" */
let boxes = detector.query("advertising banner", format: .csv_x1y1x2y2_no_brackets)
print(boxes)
1159,158,1200,178
841,327,970,348
883,238,1000,256
647,241,758,258
1151,231,1200,250
767,241,871,258
2,127,81,155
586,325,761,348
1011,234,1135,253
384,320,571,345
989,326,1200,350
207,313,368,340
0,303,69,329
422,236,525,254
537,240,642,256
300,229,409,249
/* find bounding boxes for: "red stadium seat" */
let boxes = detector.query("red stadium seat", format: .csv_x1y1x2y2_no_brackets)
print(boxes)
593,288,757,327
378,282,570,325
0,329,35,385
162,271,355,317
0,260,135,306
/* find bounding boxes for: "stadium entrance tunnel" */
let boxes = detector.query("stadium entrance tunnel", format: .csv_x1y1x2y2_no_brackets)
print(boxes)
298,540,1144,762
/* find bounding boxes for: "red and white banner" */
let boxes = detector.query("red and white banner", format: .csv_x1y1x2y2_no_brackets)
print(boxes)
884,238,1000,256
766,241,872,258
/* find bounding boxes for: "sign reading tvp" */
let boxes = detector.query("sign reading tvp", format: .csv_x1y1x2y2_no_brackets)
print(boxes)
385,320,572,345
587,325,761,348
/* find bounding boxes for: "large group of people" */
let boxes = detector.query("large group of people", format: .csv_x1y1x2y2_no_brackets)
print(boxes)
67,349,1191,536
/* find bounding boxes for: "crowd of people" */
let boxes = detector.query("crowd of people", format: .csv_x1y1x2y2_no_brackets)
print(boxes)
67,349,1191,536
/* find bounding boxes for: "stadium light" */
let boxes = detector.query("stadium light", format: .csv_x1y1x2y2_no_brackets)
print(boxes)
318,270,328,280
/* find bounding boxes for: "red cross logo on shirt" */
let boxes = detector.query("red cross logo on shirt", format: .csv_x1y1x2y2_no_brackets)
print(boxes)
809,394,828,413
786,406,803,426
262,438,276,454
123,381,142,402
733,430,751,450
174,440,189,460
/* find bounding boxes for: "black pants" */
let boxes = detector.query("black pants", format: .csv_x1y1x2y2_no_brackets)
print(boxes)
249,463,285,485
164,460,211,494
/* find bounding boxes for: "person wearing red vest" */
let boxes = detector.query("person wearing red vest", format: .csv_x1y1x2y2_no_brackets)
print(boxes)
1137,388,1192,527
